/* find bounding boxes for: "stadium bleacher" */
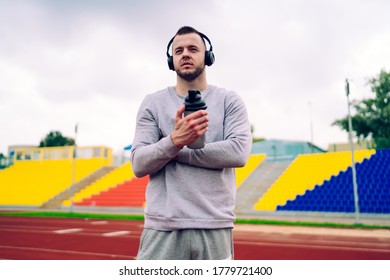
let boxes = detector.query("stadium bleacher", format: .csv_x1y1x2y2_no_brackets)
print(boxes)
0,146,112,207
235,154,266,188
253,150,376,211
278,149,390,213
74,176,148,207
62,162,134,207
1,145,389,215
66,154,265,207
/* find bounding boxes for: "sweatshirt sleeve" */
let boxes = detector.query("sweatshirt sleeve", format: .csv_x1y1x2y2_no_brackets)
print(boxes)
130,96,181,177
177,92,252,169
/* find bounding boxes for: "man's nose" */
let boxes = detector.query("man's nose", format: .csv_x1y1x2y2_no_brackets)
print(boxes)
182,48,191,57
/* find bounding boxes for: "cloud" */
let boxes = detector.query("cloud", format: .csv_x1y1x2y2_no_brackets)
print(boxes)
1,0,390,155
206,0,390,144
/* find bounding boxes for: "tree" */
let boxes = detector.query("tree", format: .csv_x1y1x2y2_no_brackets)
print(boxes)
0,153,6,169
39,131,75,147
250,124,265,143
333,69,390,148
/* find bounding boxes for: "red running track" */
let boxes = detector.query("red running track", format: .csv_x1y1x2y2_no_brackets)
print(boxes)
0,216,389,260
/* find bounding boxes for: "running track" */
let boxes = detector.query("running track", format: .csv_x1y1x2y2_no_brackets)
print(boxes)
1,216,390,260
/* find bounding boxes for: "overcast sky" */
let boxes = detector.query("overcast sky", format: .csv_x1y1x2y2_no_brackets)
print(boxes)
1,0,389,156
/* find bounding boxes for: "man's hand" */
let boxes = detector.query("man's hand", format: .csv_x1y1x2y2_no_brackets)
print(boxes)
171,105,208,148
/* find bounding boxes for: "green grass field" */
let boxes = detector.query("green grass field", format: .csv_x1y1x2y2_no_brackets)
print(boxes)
1,211,389,230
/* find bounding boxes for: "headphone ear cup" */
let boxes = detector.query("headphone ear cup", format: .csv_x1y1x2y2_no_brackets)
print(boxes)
167,55,174,70
205,51,215,66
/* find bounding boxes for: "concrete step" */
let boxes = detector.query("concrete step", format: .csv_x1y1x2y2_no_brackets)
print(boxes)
235,160,292,214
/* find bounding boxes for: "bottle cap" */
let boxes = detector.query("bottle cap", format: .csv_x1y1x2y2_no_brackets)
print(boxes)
184,90,207,111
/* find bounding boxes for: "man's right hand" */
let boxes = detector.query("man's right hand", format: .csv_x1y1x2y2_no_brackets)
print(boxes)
171,105,208,149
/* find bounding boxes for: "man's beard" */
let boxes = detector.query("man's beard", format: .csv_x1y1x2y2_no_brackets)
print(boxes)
176,65,205,82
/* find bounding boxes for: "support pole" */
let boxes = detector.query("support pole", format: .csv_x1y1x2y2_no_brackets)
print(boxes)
345,79,360,224
70,123,78,213
309,101,314,153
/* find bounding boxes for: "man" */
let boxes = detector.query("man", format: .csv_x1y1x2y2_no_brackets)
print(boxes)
130,26,252,260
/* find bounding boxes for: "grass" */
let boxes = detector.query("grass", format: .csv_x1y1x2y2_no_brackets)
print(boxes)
1,210,390,229
235,218,390,229
0,211,144,221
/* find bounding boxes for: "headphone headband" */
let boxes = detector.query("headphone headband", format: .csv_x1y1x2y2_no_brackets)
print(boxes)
166,32,215,71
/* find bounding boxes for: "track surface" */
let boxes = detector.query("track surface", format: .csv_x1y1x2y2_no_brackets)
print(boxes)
1,216,390,260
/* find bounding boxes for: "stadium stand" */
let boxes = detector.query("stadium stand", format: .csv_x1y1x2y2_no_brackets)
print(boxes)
253,150,376,211
235,154,266,187
0,146,112,207
74,176,148,207
66,154,266,207
235,159,291,213
278,149,390,213
62,162,136,207
3,143,386,215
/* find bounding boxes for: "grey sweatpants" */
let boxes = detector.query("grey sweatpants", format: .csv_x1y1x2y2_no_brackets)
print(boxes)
136,228,234,260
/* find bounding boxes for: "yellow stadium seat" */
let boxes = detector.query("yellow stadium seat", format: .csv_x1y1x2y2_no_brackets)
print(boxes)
253,150,376,211
63,162,134,206
0,146,112,206
235,154,266,187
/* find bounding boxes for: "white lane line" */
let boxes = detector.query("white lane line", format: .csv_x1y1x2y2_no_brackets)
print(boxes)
102,231,130,237
234,240,390,253
0,228,143,238
54,228,83,234
90,221,108,225
0,245,136,259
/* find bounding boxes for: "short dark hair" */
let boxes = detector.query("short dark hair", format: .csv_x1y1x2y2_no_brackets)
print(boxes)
175,26,206,46
176,26,201,36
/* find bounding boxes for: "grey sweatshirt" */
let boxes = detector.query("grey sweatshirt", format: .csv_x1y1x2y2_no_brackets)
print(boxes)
130,85,252,230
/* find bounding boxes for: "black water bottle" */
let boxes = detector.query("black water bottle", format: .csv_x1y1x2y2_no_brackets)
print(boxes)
184,89,207,149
